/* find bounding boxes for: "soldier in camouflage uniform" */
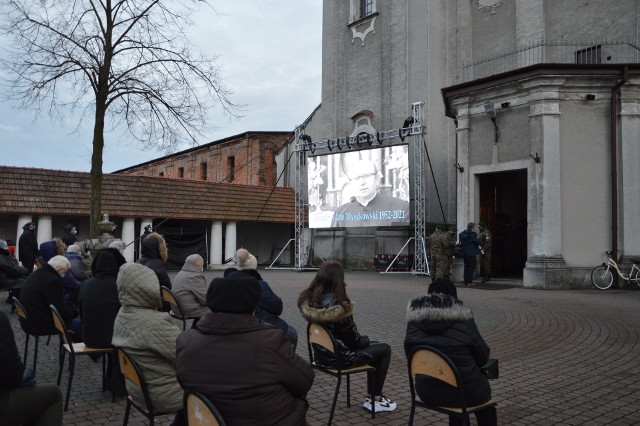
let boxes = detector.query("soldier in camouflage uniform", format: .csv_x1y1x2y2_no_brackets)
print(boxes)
478,220,492,283
439,225,457,279
428,225,444,279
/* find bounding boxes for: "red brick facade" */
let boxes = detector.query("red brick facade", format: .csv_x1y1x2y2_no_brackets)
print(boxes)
115,131,292,186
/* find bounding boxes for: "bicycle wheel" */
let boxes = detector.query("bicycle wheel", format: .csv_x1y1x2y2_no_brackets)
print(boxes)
632,268,640,288
591,266,614,290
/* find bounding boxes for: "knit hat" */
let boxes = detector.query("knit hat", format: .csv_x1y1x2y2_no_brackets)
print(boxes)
236,248,258,270
23,222,35,230
66,244,81,254
64,223,76,232
39,241,58,262
428,278,458,299
206,271,261,314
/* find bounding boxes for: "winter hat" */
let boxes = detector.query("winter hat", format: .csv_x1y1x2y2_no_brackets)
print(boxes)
236,248,258,270
66,244,81,254
64,224,76,232
23,222,35,230
39,240,58,262
428,278,458,299
206,271,261,314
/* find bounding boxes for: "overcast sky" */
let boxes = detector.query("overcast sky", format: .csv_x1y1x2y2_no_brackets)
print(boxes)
0,1,322,173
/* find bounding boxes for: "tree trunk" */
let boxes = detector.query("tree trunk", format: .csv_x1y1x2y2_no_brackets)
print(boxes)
90,101,106,238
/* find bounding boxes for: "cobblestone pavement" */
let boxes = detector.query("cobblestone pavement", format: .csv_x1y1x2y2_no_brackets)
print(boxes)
5,270,640,425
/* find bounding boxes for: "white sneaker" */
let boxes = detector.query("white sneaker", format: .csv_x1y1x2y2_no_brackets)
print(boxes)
363,396,397,412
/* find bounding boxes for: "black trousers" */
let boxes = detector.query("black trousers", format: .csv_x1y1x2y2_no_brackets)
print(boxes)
463,255,476,284
360,342,391,396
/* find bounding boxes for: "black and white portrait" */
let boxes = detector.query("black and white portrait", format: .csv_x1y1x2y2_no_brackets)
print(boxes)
307,145,410,228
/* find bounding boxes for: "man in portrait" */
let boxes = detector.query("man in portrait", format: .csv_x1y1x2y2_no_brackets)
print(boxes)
331,159,410,227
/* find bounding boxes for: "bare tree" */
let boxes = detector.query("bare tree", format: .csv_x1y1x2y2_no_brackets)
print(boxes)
1,0,236,236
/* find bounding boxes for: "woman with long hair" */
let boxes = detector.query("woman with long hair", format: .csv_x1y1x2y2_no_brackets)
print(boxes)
298,260,396,413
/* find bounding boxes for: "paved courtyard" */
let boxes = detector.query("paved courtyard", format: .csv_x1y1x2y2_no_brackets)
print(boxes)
5,269,640,425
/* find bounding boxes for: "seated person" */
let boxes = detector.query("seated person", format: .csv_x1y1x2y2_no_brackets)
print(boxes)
171,254,208,318
112,263,184,425
0,239,28,290
176,271,314,426
298,260,397,413
226,248,298,349
404,278,497,426
0,312,63,426
79,248,127,394
19,255,82,340
63,245,88,305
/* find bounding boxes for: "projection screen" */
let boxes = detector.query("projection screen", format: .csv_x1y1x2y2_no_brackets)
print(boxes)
307,145,410,228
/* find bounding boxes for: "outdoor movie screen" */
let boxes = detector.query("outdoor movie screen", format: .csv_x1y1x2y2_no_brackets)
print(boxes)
307,145,410,228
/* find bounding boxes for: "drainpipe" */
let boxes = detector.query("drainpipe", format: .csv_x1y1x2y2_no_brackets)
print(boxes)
610,65,628,263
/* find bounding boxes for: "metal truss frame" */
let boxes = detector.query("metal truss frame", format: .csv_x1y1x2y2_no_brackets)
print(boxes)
269,101,428,272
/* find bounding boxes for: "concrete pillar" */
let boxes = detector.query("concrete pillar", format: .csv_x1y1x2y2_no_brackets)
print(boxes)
452,99,471,283
16,216,32,257
122,218,135,262
224,222,237,264
522,79,569,288
36,216,53,245
210,221,223,267
515,0,544,45
620,89,640,261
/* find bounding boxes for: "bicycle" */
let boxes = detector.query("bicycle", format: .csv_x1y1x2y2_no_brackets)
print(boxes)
591,251,640,290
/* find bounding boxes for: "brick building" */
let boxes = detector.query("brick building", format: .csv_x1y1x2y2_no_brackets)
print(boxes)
115,131,292,187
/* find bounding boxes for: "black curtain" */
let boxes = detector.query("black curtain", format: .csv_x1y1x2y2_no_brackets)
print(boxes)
161,233,207,270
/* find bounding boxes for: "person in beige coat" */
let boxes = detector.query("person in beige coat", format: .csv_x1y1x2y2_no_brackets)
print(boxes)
112,263,184,425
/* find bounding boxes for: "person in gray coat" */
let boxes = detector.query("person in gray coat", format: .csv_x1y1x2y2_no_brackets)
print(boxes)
112,263,184,426
171,254,208,318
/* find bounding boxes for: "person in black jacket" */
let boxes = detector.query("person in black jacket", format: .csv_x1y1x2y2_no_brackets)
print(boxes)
137,232,171,289
79,248,126,348
459,222,484,287
404,278,496,426
226,248,299,349
18,222,38,274
61,224,78,247
19,255,81,339
0,311,63,426
298,260,397,413
79,248,127,395
0,240,28,290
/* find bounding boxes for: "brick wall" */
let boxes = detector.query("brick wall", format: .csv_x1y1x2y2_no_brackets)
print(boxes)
117,132,291,186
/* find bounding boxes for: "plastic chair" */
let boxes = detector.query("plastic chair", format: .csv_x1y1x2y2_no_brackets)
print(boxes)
12,296,56,376
161,286,199,330
50,304,113,411
407,345,498,426
117,348,174,426
306,322,375,426
184,390,226,426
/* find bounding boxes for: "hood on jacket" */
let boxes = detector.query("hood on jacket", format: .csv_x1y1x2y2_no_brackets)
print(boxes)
406,293,474,334
92,248,127,277
299,298,356,324
140,233,168,262
117,263,162,309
